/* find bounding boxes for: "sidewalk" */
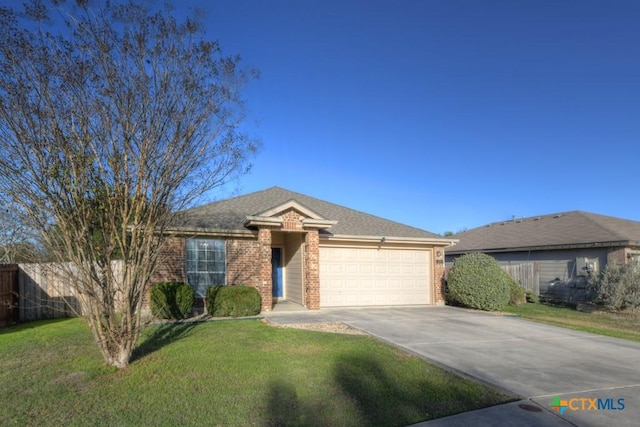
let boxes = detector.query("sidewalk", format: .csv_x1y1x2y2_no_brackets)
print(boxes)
410,401,573,426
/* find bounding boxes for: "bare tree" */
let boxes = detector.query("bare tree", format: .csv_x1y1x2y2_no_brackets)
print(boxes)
0,196,37,263
0,0,256,368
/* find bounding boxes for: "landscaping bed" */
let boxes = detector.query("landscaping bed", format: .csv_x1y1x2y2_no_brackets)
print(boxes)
262,319,369,335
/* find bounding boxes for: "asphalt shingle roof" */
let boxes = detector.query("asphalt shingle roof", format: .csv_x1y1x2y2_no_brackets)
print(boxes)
175,186,442,239
447,211,640,253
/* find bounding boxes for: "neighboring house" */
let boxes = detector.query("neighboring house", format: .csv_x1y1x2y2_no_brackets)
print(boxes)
445,211,640,300
154,187,456,312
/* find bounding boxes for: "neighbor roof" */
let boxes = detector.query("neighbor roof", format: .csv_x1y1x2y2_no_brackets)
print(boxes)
173,186,443,240
446,211,640,254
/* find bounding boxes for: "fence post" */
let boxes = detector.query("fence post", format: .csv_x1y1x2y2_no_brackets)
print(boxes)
0,264,19,326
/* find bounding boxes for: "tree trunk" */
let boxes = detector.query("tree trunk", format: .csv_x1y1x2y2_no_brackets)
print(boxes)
106,344,134,369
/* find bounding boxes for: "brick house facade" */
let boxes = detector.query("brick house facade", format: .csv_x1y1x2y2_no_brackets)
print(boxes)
151,187,455,312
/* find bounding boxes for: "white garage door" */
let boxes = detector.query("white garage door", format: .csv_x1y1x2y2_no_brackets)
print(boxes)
319,247,432,307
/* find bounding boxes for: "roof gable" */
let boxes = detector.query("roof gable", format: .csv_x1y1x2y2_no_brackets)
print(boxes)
256,199,326,220
447,210,640,253
174,186,445,240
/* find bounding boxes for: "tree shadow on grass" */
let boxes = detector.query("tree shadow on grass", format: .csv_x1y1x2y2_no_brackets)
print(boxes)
130,322,199,362
262,379,332,427
333,354,485,426
259,353,504,427
333,354,424,426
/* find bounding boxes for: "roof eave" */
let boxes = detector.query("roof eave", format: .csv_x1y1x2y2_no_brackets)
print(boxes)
302,218,338,229
243,216,283,227
321,234,458,246
446,240,640,254
164,226,255,238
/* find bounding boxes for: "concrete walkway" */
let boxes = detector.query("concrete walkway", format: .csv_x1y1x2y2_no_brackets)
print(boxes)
263,306,640,426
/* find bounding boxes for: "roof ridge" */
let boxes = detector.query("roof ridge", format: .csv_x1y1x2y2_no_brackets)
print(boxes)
447,209,640,254
178,186,443,239
185,186,280,211
470,210,580,230
577,211,636,241
273,187,437,235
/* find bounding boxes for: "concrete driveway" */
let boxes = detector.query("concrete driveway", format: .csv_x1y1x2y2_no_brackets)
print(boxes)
263,306,640,426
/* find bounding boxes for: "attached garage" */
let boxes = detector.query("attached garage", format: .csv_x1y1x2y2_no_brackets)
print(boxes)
170,186,454,311
319,246,432,307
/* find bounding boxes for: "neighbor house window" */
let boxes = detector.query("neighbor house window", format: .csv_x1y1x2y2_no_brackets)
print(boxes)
186,239,226,297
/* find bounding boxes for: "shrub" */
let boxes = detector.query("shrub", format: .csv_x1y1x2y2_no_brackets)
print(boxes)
508,278,526,307
447,253,511,311
591,262,640,313
206,285,261,317
525,290,539,304
150,282,194,319
175,282,195,318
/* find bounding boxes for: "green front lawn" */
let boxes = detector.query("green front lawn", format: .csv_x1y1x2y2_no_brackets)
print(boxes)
0,318,511,426
503,303,640,342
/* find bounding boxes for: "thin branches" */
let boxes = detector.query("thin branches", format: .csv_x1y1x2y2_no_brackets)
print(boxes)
0,0,256,368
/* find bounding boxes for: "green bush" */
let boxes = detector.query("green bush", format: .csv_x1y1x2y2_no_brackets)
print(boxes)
175,282,195,318
206,285,261,317
150,282,194,319
525,290,539,304
591,262,640,313
508,278,526,307
447,253,511,311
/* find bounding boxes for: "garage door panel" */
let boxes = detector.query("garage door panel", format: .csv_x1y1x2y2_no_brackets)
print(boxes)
320,247,431,307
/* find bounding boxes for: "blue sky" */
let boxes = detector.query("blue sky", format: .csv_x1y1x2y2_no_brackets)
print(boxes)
189,0,639,235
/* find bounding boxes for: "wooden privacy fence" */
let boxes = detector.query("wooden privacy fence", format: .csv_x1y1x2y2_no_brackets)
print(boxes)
0,264,19,326
19,261,124,322
501,262,539,295
19,263,82,321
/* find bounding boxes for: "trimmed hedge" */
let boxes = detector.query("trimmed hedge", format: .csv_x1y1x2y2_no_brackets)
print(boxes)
150,282,195,319
206,285,261,317
447,253,511,311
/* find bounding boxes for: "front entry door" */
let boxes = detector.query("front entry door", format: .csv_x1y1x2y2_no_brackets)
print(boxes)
272,248,283,299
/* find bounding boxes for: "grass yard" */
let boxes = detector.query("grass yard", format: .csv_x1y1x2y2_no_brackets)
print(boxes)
0,318,511,427
503,303,640,342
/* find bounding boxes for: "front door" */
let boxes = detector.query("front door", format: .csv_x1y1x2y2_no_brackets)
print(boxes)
272,248,283,299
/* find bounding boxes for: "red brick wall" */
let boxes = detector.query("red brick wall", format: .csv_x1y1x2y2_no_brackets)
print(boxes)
143,236,187,312
151,236,187,284
607,248,626,266
433,248,446,304
226,238,261,287
281,209,304,231
151,233,447,312
258,228,273,311
304,230,320,309
152,235,268,306
153,237,263,286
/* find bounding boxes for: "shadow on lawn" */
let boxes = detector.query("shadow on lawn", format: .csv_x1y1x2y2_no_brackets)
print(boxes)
0,318,73,336
131,322,199,362
263,379,330,427
333,354,434,426
261,353,475,427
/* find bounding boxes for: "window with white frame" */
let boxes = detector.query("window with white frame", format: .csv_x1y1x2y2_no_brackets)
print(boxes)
186,239,226,297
